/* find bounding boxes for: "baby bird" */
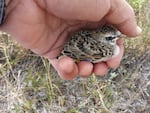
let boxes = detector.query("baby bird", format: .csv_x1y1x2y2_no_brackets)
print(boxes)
60,25,122,63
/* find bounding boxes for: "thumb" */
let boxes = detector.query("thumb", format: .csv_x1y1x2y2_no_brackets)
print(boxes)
46,0,110,21
105,0,142,37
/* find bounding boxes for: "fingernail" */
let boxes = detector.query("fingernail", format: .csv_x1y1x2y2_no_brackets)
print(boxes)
136,26,142,34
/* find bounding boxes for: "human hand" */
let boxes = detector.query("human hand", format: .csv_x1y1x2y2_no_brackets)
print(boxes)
0,0,141,80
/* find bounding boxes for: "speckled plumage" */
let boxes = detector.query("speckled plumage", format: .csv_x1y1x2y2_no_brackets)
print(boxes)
61,26,122,63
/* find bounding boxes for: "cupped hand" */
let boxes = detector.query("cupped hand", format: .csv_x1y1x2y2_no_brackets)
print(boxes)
0,0,141,80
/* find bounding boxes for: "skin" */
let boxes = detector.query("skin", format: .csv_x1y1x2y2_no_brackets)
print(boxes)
0,0,141,80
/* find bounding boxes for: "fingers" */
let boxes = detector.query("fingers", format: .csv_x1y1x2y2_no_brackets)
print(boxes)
50,57,94,79
106,0,142,37
78,61,93,77
49,57,78,80
76,61,110,77
93,62,108,76
50,56,110,80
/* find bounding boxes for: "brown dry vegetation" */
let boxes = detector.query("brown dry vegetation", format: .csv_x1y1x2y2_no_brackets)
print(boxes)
0,0,150,113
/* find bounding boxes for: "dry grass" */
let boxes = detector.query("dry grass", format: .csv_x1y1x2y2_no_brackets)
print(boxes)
0,0,150,113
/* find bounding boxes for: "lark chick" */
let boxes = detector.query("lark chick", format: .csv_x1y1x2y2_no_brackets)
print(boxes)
60,25,122,63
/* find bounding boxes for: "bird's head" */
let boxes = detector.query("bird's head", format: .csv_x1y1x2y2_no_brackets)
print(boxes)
93,25,122,45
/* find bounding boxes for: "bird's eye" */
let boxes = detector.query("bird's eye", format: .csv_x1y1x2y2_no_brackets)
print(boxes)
105,36,115,41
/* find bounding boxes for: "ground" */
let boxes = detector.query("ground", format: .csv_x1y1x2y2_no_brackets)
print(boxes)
0,0,150,113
